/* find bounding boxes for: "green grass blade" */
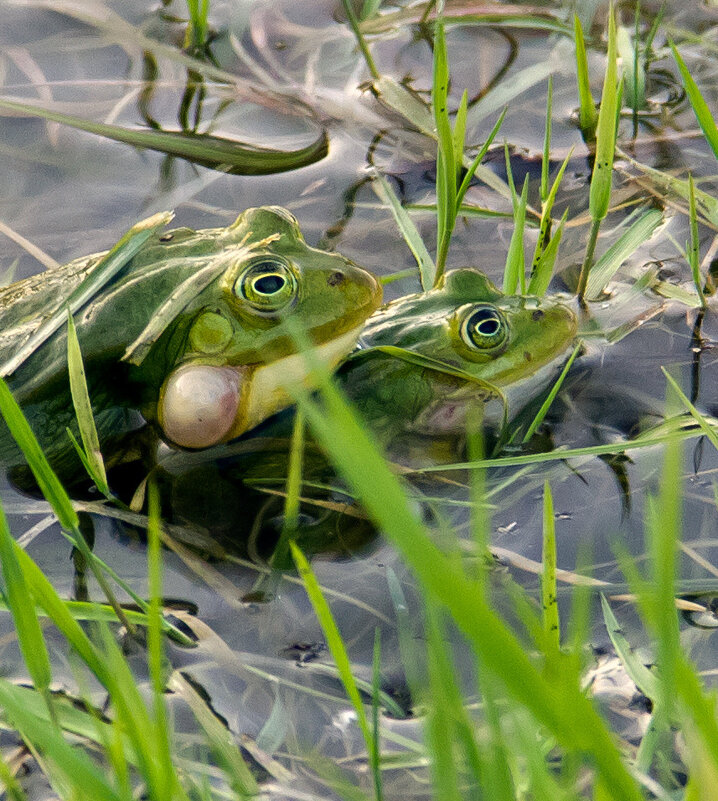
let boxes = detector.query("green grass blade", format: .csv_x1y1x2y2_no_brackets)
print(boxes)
0,212,173,379
0,498,53,713
588,4,619,224
0,378,78,531
290,541,373,753
370,629,383,801
455,108,506,209
372,173,435,290
453,90,468,169
542,482,559,651
574,14,598,137
66,312,109,495
527,208,568,296
688,174,707,308
661,368,718,453
584,207,663,299
340,0,380,79
521,341,581,443
0,98,329,175
671,42,718,163
503,176,529,294
541,77,553,203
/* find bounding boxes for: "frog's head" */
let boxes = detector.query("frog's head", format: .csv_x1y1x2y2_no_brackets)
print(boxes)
153,206,382,448
356,268,577,432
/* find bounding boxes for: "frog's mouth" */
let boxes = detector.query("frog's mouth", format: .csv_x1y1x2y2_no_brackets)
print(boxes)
158,324,364,449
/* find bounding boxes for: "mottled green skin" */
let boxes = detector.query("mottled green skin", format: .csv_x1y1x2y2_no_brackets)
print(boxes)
340,268,577,442
0,206,380,476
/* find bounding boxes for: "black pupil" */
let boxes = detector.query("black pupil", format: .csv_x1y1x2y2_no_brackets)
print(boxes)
254,273,286,294
471,310,500,337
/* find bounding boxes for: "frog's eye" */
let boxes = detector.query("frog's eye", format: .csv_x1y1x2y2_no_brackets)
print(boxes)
460,304,508,350
235,259,298,313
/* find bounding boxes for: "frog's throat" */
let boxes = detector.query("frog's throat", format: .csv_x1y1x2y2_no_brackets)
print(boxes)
159,323,364,449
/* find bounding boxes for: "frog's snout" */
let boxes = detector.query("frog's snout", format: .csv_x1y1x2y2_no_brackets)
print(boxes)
338,260,383,315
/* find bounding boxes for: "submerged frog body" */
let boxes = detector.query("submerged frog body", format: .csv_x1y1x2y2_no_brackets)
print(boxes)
341,267,578,442
0,206,381,475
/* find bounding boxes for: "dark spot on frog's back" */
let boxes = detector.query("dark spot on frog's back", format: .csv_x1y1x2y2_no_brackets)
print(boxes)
327,271,345,287
532,309,545,321
524,351,532,362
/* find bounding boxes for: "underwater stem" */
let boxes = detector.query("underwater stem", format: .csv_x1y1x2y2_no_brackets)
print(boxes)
577,218,601,304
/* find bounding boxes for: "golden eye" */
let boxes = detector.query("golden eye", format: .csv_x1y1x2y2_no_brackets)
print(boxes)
460,304,508,350
235,259,297,313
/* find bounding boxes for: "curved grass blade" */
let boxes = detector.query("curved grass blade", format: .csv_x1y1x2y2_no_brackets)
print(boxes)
574,15,597,137
671,42,718,163
577,5,620,302
0,498,54,722
0,97,329,175
372,173,435,290
0,212,173,379
66,312,109,496
527,208,568,296
503,176,529,295
584,207,663,299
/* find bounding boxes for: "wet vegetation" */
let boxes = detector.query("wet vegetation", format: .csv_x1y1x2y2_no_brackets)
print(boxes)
2,0,718,799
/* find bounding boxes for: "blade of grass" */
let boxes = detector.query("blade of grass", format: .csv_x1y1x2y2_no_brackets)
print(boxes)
584,207,663,298
66,311,109,496
0,98,329,176
542,482,560,652
370,629,383,801
541,78,553,204
528,208,568,296
577,4,619,303
670,42,718,162
574,14,598,138
0,497,54,723
688,174,707,308
503,176,529,294
372,173,435,290
340,0,380,79
290,542,375,763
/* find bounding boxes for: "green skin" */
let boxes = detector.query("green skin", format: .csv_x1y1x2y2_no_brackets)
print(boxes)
0,206,381,475
340,267,578,444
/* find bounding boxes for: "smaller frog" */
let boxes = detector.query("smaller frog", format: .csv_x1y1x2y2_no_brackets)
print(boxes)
0,206,381,477
340,268,577,443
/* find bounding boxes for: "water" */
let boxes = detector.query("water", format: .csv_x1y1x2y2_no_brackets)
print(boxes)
2,0,718,796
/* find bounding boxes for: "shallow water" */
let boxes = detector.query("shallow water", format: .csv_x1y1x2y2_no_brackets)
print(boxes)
3,0,718,796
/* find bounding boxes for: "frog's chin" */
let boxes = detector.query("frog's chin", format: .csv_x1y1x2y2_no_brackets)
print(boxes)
158,323,364,449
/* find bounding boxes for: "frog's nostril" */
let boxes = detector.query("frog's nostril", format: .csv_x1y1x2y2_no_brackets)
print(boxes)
532,309,545,321
327,271,346,287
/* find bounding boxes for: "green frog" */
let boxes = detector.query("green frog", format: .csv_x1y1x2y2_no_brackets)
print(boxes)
0,206,382,476
155,268,578,560
340,267,578,445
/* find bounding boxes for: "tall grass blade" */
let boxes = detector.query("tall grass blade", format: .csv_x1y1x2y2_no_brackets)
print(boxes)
574,15,598,137
372,173,435,290
671,43,718,163
370,629,383,801
521,341,581,443
527,208,568,296
0,497,54,719
0,98,329,175
503,176,529,294
541,482,560,652
455,109,506,209
577,4,619,301
66,312,109,495
541,77,553,203
688,174,707,308
584,207,663,298
340,0,380,79
290,542,374,756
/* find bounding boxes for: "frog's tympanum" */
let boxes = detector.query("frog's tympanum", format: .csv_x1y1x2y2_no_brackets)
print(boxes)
340,267,578,442
0,206,381,474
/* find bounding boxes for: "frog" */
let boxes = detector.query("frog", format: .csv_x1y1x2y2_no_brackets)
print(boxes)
150,267,578,558
339,266,578,446
0,205,382,478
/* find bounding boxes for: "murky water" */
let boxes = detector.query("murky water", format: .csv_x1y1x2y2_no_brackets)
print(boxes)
3,0,718,796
